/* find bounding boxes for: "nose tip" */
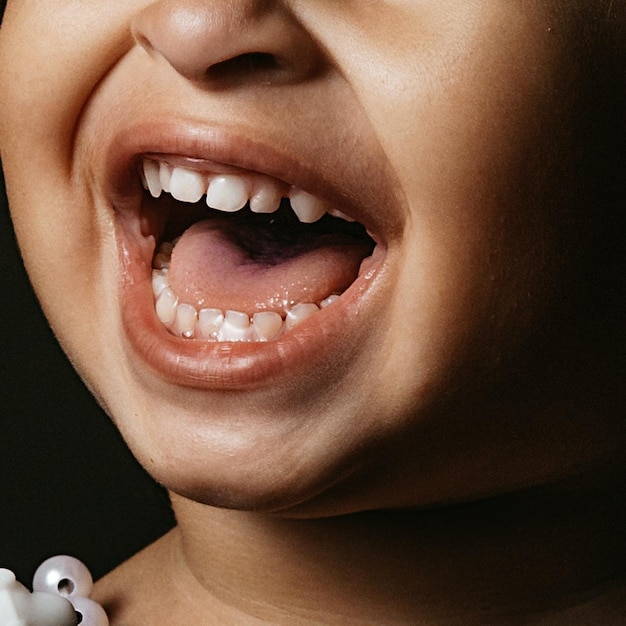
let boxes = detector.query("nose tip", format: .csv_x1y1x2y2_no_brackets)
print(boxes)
131,0,324,86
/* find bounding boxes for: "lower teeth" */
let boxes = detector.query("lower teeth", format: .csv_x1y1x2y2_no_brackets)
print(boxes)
151,245,339,342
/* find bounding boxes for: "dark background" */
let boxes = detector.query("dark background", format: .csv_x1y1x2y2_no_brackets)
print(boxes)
0,0,175,587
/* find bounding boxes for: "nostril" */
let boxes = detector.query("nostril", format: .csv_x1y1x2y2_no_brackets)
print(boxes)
206,52,281,83
131,1,324,87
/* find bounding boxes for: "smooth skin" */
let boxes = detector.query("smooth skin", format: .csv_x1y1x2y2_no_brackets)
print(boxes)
1,1,624,623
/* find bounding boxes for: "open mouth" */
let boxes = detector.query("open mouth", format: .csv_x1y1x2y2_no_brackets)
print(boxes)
105,123,396,385
142,157,378,342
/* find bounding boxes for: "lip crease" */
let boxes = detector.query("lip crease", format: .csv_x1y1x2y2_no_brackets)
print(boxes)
106,120,398,389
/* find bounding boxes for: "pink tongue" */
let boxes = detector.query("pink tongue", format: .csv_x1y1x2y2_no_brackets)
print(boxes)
167,220,369,315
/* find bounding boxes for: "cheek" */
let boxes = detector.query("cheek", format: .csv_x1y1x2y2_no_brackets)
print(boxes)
0,2,142,156
337,8,595,385
0,2,141,324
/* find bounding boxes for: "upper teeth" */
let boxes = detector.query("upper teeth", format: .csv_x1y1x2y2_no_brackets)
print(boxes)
141,158,349,225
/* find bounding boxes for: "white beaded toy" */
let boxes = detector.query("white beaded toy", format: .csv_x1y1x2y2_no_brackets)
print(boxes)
0,556,108,626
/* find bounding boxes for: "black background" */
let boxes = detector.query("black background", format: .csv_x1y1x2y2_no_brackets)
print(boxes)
0,0,175,586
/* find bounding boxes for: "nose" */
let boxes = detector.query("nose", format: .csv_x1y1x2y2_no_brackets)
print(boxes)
131,0,324,87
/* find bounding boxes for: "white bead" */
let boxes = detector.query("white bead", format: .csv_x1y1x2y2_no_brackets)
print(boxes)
33,556,93,599
0,568,78,626
71,596,109,626
29,592,79,626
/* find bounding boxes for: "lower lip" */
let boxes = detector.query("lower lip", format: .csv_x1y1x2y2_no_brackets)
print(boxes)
117,222,386,390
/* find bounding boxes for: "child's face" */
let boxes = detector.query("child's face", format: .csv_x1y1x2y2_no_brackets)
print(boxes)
1,1,623,514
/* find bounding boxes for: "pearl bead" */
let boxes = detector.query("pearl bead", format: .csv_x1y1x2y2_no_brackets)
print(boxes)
32,556,94,599
0,568,78,626
71,596,110,626
0,567,16,586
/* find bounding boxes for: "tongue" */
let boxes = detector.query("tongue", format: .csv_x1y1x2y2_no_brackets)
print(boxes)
167,218,373,315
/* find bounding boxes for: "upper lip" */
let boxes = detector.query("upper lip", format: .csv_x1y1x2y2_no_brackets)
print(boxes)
104,118,405,243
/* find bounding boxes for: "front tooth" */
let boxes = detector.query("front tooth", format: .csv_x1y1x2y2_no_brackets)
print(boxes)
169,167,206,203
252,312,283,341
218,310,250,341
176,303,198,338
250,181,282,214
143,160,162,198
285,303,319,329
155,287,178,325
207,175,249,212
198,308,224,339
159,162,173,193
289,189,326,223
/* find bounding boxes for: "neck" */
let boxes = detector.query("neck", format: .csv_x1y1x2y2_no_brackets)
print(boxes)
167,477,625,624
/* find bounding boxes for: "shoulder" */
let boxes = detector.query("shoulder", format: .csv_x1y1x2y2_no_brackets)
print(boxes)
92,530,181,625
